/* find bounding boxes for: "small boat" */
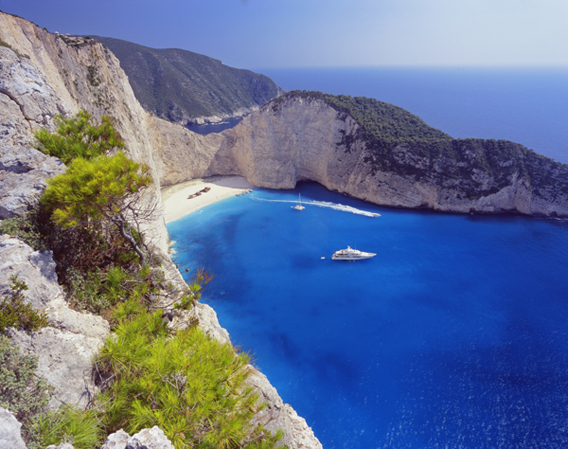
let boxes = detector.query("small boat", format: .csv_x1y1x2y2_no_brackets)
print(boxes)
331,246,376,261
292,194,305,211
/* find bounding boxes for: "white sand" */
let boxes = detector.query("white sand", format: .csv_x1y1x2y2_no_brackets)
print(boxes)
161,175,254,223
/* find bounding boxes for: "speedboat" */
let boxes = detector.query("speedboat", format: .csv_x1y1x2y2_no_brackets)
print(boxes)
331,246,376,261
292,194,305,211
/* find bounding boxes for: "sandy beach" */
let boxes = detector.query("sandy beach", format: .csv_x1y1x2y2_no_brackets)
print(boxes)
161,175,254,223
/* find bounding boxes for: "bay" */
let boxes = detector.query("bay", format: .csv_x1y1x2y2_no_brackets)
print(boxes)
169,183,568,449
169,67,568,448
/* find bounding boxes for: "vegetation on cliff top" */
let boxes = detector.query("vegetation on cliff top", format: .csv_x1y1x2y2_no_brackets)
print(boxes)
275,90,451,143
273,91,568,201
93,36,281,123
97,302,283,449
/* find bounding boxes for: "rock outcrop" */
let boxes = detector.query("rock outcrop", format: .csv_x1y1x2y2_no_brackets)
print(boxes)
0,146,65,219
1,234,110,409
101,427,174,449
0,408,27,449
0,11,321,449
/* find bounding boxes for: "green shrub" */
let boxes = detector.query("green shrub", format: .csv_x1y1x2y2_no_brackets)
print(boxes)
33,111,162,314
0,336,53,445
0,208,49,251
62,267,107,314
36,405,103,449
0,276,49,334
34,110,124,164
41,151,152,266
96,308,284,448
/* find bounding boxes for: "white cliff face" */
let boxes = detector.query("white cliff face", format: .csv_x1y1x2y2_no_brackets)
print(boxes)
0,11,322,449
219,96,365,190
0,16,169,251
153,95,568,218
0,235,110,409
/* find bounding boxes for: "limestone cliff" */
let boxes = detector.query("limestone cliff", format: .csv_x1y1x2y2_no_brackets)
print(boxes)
0,11,321,449
152,92,568,218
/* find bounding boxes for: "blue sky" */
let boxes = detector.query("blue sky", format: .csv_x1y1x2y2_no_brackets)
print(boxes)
1,0,566,69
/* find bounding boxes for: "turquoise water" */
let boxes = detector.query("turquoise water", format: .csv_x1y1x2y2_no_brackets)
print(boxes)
169,68,568,448
168,183,568,449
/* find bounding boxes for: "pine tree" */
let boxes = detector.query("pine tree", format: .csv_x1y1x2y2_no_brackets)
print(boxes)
35,110,124,164
41,152,152,265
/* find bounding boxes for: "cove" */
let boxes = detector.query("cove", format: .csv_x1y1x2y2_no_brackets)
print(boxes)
168,182,568,449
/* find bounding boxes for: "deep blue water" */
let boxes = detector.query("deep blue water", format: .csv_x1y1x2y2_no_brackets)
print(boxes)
169,68,568,448
169,184,568,449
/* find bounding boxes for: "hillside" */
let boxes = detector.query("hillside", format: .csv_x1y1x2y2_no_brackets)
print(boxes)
272,91,452,144
93,36,283,125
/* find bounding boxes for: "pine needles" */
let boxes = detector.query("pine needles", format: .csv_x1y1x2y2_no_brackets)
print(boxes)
95,304,284,448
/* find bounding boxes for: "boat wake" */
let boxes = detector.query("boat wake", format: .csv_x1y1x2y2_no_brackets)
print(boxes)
250,196,380,217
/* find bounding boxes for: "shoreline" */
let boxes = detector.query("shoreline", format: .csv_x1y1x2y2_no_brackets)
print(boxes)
161,175,254,223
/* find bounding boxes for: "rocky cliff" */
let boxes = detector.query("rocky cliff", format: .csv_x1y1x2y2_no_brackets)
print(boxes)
0,11,321,449
152,92,568,218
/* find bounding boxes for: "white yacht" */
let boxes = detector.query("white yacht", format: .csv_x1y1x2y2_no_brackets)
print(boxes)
292,194,305,211
331,246,376,261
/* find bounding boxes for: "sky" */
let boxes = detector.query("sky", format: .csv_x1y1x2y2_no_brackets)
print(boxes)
1,0,567,70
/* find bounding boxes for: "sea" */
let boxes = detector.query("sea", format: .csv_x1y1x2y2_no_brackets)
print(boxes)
168,67,568,449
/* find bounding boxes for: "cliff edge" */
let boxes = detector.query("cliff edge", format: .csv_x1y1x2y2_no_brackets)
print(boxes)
0,11,321,449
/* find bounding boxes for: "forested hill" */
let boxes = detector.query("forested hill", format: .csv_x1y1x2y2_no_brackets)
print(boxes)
274,90,452,144
93,36,283,125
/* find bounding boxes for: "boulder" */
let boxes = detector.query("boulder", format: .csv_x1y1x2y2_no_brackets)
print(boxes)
101,427,174,449
100,429,130,449
0,408,27,449
0,235,61,309
0,146,65,219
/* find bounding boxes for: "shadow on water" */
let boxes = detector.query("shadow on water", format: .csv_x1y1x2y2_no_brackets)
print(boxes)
185,117,243,135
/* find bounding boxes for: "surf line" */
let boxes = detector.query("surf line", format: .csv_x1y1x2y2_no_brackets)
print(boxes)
250,195,380,217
